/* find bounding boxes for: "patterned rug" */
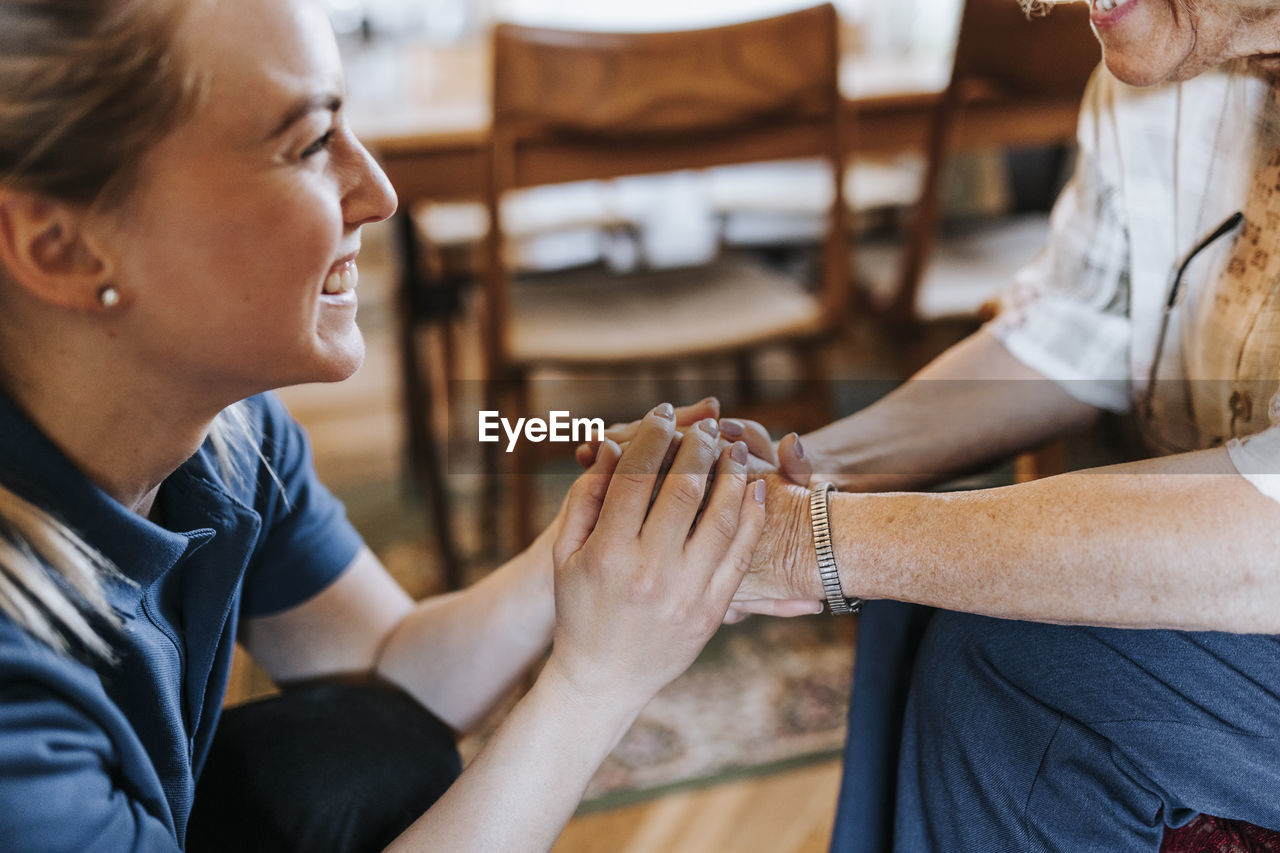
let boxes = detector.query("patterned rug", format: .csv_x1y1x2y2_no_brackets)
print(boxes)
338,475,856,809
574,614,855,808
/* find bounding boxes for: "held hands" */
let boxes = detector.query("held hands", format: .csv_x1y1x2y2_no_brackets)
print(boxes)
576,399,823,618
543,404,765,715
575,398,814,487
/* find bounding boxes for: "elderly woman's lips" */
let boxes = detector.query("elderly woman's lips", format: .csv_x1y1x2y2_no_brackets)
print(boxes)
1093,0,1135,15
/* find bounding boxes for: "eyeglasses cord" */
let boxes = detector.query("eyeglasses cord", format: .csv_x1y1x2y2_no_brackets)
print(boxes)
1142,210,1244,421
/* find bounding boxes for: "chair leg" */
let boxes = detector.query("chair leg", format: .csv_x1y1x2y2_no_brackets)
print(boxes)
479,378,505,560
396,212,465,589
735,351,757,407
479,374,539,556
796,342,835,433
405,356,464,590
511,377,538,551
1014,440,1066,484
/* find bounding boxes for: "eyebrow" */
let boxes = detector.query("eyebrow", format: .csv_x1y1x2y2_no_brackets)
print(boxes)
267,93,343,141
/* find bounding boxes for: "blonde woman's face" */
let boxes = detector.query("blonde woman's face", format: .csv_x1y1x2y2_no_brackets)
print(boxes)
1088,0,1280,85
101,0,396,401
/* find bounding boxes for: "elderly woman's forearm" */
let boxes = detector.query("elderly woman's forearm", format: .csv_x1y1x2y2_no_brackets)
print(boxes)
826,448,1280,632
800,330,1100,492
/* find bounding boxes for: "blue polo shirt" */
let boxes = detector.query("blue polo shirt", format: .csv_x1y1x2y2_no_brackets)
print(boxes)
0,391,363,851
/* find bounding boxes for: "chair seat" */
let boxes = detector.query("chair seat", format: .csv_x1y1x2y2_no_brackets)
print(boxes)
506,254,825,366
858,212,1049,321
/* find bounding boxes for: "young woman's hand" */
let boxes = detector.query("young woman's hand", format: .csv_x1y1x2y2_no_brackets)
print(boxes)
543,404,765,715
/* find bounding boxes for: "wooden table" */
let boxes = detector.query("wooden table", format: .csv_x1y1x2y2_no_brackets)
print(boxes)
345,39,1084,205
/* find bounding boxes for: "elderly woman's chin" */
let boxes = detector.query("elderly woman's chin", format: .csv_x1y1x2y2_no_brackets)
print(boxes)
1101,50,1193,87
1089,0,1219,86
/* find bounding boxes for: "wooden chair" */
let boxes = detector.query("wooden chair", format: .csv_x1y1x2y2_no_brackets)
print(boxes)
881,0,1100,329
394,210,468,588
482,4,851,547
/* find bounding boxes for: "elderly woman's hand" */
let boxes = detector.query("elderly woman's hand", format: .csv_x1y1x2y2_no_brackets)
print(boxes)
574,400,812,485
543,404,765,714
730,473,827,612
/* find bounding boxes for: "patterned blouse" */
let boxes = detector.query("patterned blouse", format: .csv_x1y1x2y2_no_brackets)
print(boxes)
989,60,1280,502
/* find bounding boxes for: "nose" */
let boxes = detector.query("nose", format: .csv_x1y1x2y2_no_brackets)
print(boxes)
341,131,398,229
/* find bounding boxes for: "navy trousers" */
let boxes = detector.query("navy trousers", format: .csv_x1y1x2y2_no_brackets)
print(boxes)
188,681,461,853
831,601,1280,852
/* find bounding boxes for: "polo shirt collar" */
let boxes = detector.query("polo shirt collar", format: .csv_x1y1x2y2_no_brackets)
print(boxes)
0,391,227,597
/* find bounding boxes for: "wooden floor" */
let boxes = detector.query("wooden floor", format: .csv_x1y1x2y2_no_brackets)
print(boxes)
554,761,842,853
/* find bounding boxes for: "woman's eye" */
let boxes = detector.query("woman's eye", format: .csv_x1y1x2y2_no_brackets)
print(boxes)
300,129,336,159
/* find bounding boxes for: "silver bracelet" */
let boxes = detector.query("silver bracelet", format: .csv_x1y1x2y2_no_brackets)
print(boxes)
810,482,861,615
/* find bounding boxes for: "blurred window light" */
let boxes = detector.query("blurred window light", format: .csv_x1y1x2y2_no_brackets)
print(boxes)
491,0,959,56
327,0,960,58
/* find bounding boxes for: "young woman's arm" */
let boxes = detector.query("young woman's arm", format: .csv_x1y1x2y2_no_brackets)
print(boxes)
246,409,766,851
241,535,555,733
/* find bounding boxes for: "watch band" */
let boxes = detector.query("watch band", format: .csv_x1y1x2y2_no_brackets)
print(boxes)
810,482,861,614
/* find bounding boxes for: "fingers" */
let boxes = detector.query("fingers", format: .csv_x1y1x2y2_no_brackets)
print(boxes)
575,397,719,468
574,441,597,469
683,438,747,554
728,598,826,618
553,440,622,566
719,418,777,466
605,397,719,443
676,396,720,426
704,478,766,604
595,403,678,538
778,432,813,486
644,417,723,539
648,430,684,511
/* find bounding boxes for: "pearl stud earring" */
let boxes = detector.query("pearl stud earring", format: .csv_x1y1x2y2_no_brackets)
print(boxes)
97,285,120,308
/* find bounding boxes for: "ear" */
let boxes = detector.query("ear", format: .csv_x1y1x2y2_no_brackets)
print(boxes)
0,190,117,310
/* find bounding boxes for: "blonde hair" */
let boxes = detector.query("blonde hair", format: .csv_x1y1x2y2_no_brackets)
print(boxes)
0,0,251,660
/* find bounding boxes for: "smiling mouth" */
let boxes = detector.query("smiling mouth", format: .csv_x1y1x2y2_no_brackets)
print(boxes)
1093,0,1135,12
323,260,358,295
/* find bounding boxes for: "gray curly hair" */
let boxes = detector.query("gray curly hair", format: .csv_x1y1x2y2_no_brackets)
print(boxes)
1020,0,1279,16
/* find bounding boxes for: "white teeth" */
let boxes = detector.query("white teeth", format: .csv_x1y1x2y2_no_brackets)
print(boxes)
1095,0,1132,12
322,263,358,295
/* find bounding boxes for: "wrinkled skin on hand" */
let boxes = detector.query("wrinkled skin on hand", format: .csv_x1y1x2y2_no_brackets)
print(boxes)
737,473,820,605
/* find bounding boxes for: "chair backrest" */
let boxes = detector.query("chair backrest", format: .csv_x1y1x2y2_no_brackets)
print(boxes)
482,4,848,372
888,0,1099,323
950,0,1098,102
